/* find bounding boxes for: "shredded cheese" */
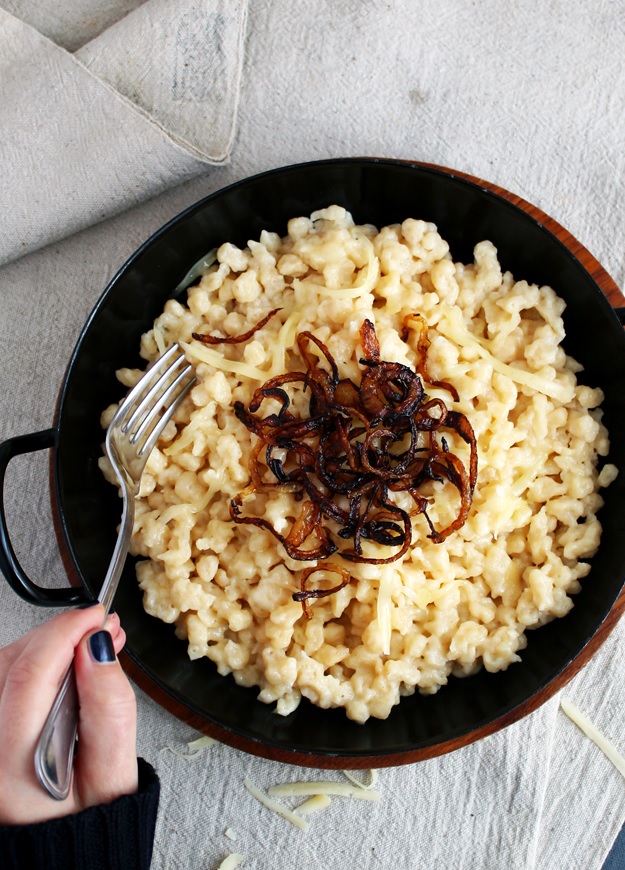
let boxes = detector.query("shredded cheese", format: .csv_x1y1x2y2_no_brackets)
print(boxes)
311,240,380,299
437,306,575,403
163,405,219,456
216,854,244,870
181,306,304,383
377,565,395,656
510,465,540,498
242,771,380,834
181,340,273,382
342,769,379,790
560,698,625,778
296,794,332,815
174,248,217,295
270,308,300,375
162,734,217,760
153,324,167,356
243,778,310,832
267,781,380,801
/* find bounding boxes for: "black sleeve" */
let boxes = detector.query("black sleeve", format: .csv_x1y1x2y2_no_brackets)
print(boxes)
0,758,160,870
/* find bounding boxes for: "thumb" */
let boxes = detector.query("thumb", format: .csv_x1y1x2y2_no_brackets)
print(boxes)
73,627,138,809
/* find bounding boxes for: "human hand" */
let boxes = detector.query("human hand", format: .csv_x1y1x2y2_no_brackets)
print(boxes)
0,605,138,825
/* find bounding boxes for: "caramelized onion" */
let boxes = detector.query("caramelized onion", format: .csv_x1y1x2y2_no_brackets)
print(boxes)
292,563,351,618
192,308,281,345
402,313,460,401
229,316,478,612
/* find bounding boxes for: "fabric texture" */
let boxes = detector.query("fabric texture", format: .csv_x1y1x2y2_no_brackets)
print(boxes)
0,0,248,266
0,758,160,870
0,1,625,869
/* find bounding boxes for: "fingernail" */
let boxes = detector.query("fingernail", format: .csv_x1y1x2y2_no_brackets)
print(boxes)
78,600,99,609
89,630,116,664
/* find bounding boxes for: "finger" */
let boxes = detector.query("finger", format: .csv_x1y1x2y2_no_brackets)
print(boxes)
73,628,138,808
0,610,127,823
0,606,124,779
0,606,122,818
0,607,121,693
0,605,107,738
109,619,127,656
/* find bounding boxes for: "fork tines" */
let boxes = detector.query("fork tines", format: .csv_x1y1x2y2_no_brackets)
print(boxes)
117,345,195,457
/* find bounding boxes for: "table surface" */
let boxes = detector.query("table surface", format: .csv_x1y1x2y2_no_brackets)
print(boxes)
1,2,625,869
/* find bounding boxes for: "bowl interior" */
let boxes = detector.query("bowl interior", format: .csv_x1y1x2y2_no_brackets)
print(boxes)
55,159,625,762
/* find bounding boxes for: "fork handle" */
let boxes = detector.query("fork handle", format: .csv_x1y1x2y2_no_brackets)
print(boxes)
34,496,136,800
98,494,135,618
34,664,78,800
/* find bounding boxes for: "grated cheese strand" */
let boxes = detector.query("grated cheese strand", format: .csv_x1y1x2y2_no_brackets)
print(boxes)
181,340,273,382
267,781,380,801
560,698,625,779
162,734,217,760
243,778,310,832
270,308,300,376
216,854,244,870
296,794,332,815
313,240,380,299
153,325,167,356
163,405,219,456
437,306,575,403
342,769,379,790
186,735,217,751
183,308,300,384
377,565,395,656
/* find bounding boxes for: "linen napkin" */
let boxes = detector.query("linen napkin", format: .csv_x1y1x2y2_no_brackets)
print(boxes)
0,0,248,266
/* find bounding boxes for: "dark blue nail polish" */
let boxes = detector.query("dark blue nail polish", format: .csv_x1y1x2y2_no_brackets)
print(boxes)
89,630,116,663
78,600,99,609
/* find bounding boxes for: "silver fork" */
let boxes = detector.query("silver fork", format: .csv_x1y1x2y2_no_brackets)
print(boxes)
35,343,195,800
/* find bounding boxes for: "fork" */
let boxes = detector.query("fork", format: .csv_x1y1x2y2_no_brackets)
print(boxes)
35,343,195,800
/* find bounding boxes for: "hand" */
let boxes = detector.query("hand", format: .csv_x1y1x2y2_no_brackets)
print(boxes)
0,605,138,825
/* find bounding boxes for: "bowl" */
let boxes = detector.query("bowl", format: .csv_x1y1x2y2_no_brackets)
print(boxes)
2,157,625,767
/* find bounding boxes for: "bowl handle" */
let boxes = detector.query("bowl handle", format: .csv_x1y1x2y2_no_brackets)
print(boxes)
0,430,89,606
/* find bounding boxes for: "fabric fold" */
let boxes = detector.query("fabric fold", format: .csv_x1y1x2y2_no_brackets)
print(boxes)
0,0,248,266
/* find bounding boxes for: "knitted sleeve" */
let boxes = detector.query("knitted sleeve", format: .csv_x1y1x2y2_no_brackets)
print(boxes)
0,758,160,870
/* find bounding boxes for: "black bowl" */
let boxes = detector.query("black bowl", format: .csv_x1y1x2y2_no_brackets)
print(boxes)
4,158,625,766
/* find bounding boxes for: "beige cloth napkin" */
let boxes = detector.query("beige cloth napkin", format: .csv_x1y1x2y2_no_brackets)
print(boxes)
0,0,247,265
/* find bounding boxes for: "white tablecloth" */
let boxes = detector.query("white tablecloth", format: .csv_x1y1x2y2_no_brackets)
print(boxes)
1,2,624,868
